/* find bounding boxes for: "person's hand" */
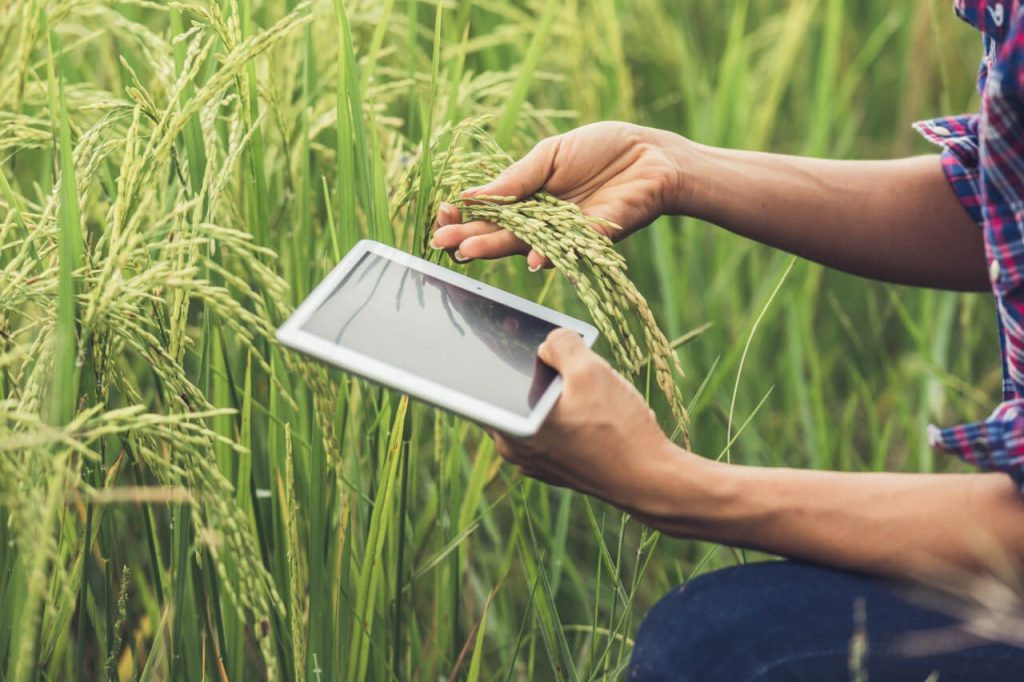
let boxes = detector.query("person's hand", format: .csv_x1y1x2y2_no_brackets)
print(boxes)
432,122,687,269
492,328,694,512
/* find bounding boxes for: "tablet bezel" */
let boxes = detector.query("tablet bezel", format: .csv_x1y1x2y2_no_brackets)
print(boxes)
275,239,599,437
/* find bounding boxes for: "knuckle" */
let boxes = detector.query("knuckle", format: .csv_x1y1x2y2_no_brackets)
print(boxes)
548,327,576,345
561,358,592,385
533,134,559,155
465,221,496,234
572,355,612,390
583,356,604,375
496,229,525,250
570,361,598,385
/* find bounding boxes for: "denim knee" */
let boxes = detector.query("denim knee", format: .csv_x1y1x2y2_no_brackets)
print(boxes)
629,564,754,682
628,560,1024,682
629,562,860,682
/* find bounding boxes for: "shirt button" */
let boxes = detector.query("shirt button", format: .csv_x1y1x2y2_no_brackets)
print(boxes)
932,125,951,136
990,259,1002,284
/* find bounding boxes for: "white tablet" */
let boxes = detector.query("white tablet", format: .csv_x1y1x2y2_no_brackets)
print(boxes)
276,240,599,437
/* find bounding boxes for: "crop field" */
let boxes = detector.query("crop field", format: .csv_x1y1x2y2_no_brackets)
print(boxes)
0,0,991,680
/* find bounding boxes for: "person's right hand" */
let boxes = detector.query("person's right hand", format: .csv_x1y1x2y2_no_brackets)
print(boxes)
431,122,688,269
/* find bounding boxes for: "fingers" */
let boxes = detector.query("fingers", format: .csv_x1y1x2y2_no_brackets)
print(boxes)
435,201,461,228
537,328,591,375
492,435,564,487
432,219,528,259
432,214,539,265
432,134,561,266
526,249,553,271
463,136,560,201
431,206,529,263
432,216,537,265
431,220,498,250
456,230,529,261
491,431,521,466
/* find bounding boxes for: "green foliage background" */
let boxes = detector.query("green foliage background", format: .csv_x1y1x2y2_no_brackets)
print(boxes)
0,0,991,679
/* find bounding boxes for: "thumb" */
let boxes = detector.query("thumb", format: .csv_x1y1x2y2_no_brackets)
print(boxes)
463,136,560,201
537,328,588,373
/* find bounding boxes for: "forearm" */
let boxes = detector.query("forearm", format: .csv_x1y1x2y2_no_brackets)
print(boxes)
664,138,988,291
631,447,1024,581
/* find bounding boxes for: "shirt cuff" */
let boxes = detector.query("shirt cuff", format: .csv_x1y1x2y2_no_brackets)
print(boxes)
912,115,984,226
929,398,1024,493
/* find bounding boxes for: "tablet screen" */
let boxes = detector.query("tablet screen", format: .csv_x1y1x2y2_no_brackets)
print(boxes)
300,252,558,416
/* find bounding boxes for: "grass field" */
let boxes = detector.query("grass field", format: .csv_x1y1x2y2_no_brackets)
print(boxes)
0,1,992,679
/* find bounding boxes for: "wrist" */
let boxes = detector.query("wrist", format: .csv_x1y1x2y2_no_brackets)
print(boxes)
658,131,705,218
626,444,738,535
658,133,726,223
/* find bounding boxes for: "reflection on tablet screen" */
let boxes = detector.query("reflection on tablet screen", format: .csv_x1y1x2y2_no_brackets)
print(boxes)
301,253,558,416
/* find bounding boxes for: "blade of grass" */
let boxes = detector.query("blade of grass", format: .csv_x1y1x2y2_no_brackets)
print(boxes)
494,0,558,148
726,256,796,462
46,27,83,427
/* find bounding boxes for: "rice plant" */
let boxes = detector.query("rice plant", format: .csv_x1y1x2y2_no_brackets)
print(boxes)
0,0,986,680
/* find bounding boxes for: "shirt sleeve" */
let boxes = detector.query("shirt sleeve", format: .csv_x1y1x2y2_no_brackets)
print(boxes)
985,12,1024,225
912,114,984,226
929,400,1024,491
925,9,1024,492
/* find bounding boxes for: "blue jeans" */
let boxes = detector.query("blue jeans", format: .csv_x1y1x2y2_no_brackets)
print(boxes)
628,561,1024,681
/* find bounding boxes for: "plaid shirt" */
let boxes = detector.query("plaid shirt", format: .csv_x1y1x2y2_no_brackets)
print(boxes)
914,0,1024,489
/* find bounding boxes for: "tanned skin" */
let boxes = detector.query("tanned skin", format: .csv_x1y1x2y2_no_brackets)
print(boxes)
431,122,1021,582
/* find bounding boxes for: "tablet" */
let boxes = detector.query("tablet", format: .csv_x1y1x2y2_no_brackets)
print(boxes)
276,240,599,436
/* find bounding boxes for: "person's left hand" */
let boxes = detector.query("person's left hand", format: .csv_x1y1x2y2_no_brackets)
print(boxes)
491,328,688,512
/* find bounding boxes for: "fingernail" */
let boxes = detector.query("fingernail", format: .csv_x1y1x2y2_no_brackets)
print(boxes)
454,250,470,262
528,263,541,273
429,238,441,250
